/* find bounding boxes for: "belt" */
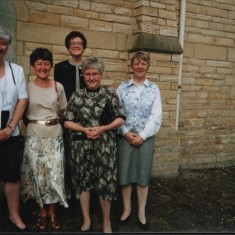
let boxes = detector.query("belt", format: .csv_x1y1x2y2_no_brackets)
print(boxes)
28,119,59,126
72,134,89,141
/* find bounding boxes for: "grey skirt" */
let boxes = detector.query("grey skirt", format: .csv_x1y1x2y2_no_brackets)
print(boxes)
117,134,154,187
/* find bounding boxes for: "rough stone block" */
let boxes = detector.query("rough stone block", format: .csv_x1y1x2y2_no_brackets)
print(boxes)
113,23,132,34
91,3,112,14
13,0,29,21
228,48,235,62
86,31,117,50
29,10,59,26
48,5,73,15
99,13,132,25
195,44,227,60
159,9,176,20
74,9,98,19
92,49,119,59
89,20,112,32
79,0,90,10
54,0,78,8
127,33,183,54
25,1,47,11
60,15,88,28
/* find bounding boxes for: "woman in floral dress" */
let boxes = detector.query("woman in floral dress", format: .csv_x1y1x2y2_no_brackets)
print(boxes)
62,56,125,233
21,48,68,231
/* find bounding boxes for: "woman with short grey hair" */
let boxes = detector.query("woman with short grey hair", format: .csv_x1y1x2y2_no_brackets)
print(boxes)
0,26,28,231
63,56,125,233
81,56,105,74
0,27,11,43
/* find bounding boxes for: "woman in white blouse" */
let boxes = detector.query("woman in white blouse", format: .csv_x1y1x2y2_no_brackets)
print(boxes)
0,27,28,231
117,52,162,231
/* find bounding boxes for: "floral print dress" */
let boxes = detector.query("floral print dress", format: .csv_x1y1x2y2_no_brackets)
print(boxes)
63,86,125,201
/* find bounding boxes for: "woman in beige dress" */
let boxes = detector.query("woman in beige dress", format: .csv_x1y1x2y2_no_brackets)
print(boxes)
21,48,68,231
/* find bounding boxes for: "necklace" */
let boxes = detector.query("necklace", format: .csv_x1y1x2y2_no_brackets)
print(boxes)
84,88,101,98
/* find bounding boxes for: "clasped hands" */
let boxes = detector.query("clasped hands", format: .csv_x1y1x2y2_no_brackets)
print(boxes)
83,126,105,139
124,131,144,147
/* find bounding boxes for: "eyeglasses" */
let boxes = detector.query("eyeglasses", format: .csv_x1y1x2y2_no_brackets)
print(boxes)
84,72,99,78
69,41,83,47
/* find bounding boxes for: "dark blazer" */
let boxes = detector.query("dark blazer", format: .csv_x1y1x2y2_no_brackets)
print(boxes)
54,60,86,101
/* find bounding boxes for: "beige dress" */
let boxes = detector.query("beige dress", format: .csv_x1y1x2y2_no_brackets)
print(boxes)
21,81,68,208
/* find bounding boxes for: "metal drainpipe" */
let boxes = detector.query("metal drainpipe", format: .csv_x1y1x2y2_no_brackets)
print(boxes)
175,0,186,131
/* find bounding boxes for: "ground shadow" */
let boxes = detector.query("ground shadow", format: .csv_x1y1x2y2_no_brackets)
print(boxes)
1,166,235,233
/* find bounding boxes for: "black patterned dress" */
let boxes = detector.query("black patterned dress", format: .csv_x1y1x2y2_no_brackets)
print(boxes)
63,86,125,201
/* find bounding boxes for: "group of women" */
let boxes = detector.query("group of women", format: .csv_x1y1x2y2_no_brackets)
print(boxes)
0,26,162,233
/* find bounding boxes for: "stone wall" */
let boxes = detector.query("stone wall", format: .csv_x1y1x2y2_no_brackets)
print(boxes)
4,0,235,177
177,0,235,171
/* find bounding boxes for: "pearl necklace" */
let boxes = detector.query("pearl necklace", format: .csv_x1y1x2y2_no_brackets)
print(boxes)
84,88,101,98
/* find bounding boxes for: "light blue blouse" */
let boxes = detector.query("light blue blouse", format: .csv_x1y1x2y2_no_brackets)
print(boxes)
117,78,162,140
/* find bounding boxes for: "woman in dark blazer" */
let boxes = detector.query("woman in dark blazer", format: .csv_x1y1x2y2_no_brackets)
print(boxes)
54,31,87,197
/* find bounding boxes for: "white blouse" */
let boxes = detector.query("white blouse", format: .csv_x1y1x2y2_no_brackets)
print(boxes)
0,61,28,136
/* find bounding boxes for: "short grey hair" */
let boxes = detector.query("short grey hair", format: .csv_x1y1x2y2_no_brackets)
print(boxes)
81,56,105,75
0,27,11,44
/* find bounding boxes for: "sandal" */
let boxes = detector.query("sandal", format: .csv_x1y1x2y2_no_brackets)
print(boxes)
37,214,47,231
48,215,61,230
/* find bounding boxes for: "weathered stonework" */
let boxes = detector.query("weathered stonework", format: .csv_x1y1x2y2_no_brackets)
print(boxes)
127,33,183,54
2,0,235,177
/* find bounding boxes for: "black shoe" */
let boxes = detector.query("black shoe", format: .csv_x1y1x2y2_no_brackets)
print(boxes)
138,219,149,231
8,219,29,232
119,211,132,225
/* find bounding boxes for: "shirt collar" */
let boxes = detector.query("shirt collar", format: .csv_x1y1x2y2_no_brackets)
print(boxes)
127,77,149,87
68,59,81,68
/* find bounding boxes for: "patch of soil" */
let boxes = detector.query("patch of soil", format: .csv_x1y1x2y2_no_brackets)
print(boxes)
1,166,235,233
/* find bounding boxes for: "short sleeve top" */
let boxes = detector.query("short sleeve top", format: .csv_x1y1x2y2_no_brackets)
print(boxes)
26,81,67,137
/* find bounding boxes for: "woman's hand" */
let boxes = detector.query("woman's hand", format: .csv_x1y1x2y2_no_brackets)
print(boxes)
84,126,106,139
64,121,106,139
131,134,144,146
0,127,12,142
124,131,144,147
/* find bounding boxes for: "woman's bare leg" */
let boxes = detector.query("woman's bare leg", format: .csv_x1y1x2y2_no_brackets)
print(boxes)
136,185,149,224
99,199,112,233
4,181,26,229
79,191,91,231
120,184,132,220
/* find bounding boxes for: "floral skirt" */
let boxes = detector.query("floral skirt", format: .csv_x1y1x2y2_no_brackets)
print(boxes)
71,133,118,201
21,134,68,208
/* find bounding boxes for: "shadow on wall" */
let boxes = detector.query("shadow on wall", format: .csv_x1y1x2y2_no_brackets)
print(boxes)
0,0,16,62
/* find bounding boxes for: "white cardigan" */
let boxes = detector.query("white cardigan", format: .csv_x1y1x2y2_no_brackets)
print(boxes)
0,61,28,136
